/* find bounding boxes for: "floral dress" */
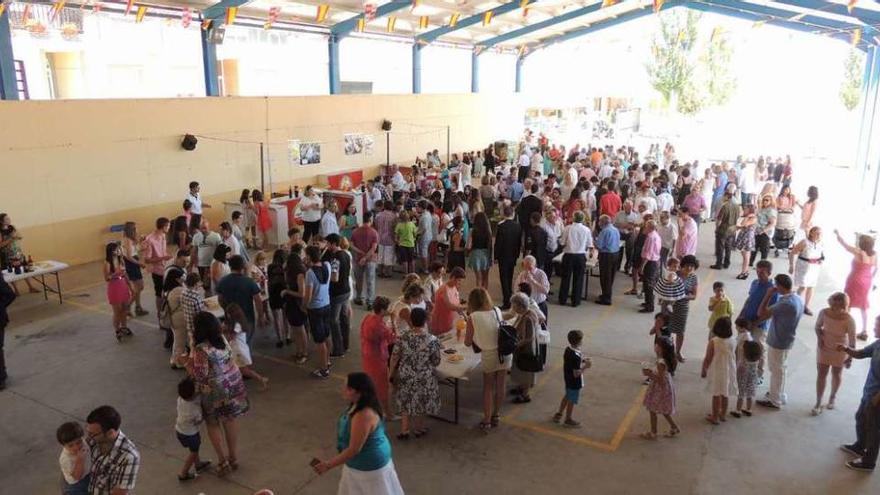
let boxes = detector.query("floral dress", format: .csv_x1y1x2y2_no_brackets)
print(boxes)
734,219,756,251
643,362,676,415
392,331,441,416
190,342,249,421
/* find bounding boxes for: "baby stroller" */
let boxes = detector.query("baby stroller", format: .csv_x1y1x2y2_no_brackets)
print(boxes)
773,210,797,257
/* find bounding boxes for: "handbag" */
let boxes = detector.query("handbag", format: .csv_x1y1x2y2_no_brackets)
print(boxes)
513,316,544,373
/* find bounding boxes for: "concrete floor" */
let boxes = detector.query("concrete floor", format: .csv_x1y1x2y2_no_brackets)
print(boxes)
2,220,879,495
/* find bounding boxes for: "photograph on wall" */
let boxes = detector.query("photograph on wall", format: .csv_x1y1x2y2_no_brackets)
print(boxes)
344,133,365,155
363,134,375,155
287,139,301,165
299,142,321,165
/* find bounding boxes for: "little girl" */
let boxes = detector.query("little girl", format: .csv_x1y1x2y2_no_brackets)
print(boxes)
250,251,270,327
701,317,738,424
707,281,733,339
732,323,761,418
224,303,269,390
640,337,680,439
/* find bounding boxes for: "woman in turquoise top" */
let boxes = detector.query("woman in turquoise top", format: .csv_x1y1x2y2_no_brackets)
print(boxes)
313,372,404,494
339,203,358,241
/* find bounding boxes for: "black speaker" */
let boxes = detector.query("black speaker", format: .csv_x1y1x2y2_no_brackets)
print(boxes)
381,119,392,131
181,134,198,151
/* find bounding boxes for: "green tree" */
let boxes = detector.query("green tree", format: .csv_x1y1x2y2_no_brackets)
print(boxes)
840,49,865,111
645,10,737,115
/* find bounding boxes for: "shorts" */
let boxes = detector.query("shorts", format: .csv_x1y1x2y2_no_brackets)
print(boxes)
480,352,512,373
152,273,164,298
176,431,201,453
308,306,331,344
285,299,307,327
417,239,431,258
378,245,396,265
468,248,491,271
565,388,581,405
123,258,143,282
397,246,415,263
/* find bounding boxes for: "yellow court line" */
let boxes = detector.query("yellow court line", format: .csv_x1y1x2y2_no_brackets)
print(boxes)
608,386,648,451
500,416,615,452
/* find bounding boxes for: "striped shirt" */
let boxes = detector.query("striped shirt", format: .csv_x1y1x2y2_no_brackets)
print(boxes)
87,431,140,494
654,274,686,303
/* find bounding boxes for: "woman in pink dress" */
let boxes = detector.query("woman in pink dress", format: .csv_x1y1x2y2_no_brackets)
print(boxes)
812,292,856,416
252,189,273,250
103,241,131,342
429,267,467,336
360,296,396,415
835,230,877,340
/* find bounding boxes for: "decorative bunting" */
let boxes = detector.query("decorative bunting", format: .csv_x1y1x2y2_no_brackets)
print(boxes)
135,5,146,22
0,3,6,18
181,7,192,28
419,15,428,29
601,0,618,8
124,0,133,16
448,12,460,27
92,2,102,14
364,1,376,21
22,3,30,19
852,28,861,46
356,18,365,32
201,18,212,30
482,11,492,26
316,4,329,22
676,29,684,43
653,0,664,13
51,1,66,21
264,6,280,30
225,6,237,25
847,0,858,14
710,26,722,42
411,0,419,10
386,15,396,33
520,0,529,16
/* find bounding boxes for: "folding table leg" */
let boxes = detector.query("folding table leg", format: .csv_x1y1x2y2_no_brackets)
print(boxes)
56,272,63,304
454,378,459,425
41,274,48,301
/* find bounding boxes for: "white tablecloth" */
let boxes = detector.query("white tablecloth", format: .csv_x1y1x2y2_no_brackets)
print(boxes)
2,260,68,283
435,331,481,381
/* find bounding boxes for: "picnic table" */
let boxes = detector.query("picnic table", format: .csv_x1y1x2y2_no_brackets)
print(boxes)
2,260,68,304
551,252,599,301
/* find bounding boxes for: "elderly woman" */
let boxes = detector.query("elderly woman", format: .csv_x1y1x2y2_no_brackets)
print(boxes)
789,226,824,316
750,195,777,267
465,287,510,432
185,312,249,477
812,292,857,416
509,293,542,404
313,372,404,494
515,255,550,319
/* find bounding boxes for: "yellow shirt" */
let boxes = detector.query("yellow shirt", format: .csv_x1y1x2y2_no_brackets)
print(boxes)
708,296,733,332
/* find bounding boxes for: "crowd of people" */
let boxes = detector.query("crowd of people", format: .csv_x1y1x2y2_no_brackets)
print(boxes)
3,133,880,494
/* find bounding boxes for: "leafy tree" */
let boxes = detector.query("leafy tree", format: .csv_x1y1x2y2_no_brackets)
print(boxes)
840,49,865,111
703,32,737,106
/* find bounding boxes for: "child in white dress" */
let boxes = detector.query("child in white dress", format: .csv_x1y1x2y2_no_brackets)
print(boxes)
224,303,269,390
701,316,738,424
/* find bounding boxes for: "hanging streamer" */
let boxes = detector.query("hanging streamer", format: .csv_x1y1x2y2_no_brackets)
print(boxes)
181,7,192,28
852,28,861,46
601,0,618,8
124,0,133,16
847,0,858,14
419,15,428,29
482,11,492,26
448,12,459,27
356,17,365,32
201,18,212,30
386,16,395,33
51,0,65,21
225,6,237,25
316,4,329,22
0,3,6,18
264,6,280,30
653,0,664,13
710,26,722,42
135,5,146,23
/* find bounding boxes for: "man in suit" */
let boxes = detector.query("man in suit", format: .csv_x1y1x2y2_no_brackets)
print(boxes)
494,205,522,310
0,276,16,390
517,182,543,250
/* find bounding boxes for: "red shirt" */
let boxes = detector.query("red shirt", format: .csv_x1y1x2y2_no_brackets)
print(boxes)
599,192,622,218
351,225,379,263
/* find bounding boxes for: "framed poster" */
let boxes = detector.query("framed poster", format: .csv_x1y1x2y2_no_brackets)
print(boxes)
287,139,301,165
300,142,321,165
344,133,364,155
363,134,375,155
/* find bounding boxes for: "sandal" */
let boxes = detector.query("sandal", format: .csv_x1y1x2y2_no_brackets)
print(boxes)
227,457,239,471
121,327,133,336
811,406,824,416
195,460,212,473
115,329,124,342
640,431,657,440
552,412,563,423
624,289,638,296
216,461,231,477
177,472,197,482
705,414,719,425
490,414,500,427
414,428,429,438
512,395,532,404
665,427,681,437
478,422,493,433
396,432,411,440
826,401,836,410
741,410,752,417
730,411,742,418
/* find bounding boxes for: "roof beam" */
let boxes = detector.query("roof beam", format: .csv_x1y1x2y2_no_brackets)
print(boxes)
478,3,604,49
202,0,250,21
770,0,880,25
528,1,685,50
417,0,544,44
701,0,874,35
331,0,413,37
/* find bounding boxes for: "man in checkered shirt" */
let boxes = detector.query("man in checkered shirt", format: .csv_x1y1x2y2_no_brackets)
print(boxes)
85,405,140,494
181,272,206,336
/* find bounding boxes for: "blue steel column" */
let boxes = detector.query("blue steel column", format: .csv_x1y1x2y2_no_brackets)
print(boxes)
328,34,341,95
0,8,18,100
200,27,220,97
471,51,479,93
514,56,523,93
412,44,422,94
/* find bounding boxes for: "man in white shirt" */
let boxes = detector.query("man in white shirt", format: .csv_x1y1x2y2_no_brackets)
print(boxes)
186,181,211,232
656,210,678,267
365,180,383,212
656,186,675,213
614,200,642,273
518,148,532,183
599,161,614,180
558,211,594,308
390,166,407,202
530,150,543,176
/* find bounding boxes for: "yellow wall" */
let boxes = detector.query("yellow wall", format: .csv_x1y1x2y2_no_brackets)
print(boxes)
0,93,523,265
